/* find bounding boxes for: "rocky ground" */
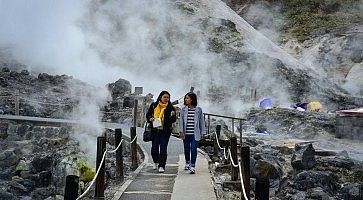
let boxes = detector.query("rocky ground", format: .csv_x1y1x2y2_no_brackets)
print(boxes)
200,107,363,200
0,64,144,199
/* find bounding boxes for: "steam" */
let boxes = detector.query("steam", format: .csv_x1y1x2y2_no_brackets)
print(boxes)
1,0,360,115
242,1,284,43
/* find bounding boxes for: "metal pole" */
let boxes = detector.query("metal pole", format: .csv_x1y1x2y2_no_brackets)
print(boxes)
208,115,211,138
231,119,234,136
130,127,138,170
115,129,124,182
214,125,221,157
239,120,243,146
64,175,79,200
95,137,106,199
230,137,238,181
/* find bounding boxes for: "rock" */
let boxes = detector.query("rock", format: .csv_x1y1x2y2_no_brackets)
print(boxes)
15,160,29,174
122,97,134,108
38,73,53,82
350,50,363,63
31,187,54,200
291,143,316,170
0,189,15,200
17,124,32,138
311,28,329,37
19,196,32,200
341,183,362,200
2,67,10,72
8,181,28,196
7,124,18,139
254,159,282,179
20,70,30,76
317,156,355,169
30,155,52,173
108,78,131,100
309,187,330,199
294,170,338,192
0,123,8,140
0,150,21,169
38,171,52,187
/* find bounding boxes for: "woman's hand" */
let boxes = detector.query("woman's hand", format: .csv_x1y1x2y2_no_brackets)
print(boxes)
150,117,155,122
171,111,176,116
179,132,185,140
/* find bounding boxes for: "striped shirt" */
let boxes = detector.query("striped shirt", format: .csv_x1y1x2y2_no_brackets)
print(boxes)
186,107,195,134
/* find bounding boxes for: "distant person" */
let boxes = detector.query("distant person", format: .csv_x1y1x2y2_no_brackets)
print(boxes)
146,91,176,173
179,92,206,174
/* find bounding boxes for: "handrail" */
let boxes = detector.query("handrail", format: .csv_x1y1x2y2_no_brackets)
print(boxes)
77,135,137,200
214,130,249,200
204,112,245,121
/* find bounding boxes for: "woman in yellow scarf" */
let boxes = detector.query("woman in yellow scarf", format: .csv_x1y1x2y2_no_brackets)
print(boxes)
146,91,176,173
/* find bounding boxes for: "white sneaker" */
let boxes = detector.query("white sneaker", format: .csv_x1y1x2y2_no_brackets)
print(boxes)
189,166,195,174
184,164,190,170
158,167,165,173
153,163,158,170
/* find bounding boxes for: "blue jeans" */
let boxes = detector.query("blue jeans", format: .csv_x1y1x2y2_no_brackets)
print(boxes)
183,134,199,167
151,130,170,168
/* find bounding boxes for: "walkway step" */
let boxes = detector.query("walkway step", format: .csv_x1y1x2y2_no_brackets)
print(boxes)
119,165,178,200
171,153,216,200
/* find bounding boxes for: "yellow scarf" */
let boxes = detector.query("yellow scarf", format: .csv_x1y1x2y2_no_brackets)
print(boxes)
154,102,168,126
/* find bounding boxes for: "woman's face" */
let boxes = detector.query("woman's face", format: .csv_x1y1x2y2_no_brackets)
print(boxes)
160,94,170,104
184,95,192,106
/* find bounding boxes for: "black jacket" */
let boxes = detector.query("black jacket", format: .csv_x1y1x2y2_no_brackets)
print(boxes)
146,102,176,134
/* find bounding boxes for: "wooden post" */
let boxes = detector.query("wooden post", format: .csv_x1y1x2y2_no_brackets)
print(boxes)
133,99,138,127
214,125,221,157
64,175,79,200
241,146,250,200
115,128,124,182
130,127,138,170
95,136,106,199
230,137,238,181
15,95,19,115
255,177,269,200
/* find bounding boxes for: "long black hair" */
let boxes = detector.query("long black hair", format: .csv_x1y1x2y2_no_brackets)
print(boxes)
156,91,172,104
184,92,197,106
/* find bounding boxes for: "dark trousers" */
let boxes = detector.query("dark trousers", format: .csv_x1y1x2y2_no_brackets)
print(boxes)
183,134,199,167
151,130,170,168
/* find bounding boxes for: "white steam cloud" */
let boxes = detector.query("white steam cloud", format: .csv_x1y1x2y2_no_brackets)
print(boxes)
0,0,323,116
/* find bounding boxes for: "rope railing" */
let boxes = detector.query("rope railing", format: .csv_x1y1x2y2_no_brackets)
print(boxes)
214,130,249,200
76,134,138,199
215,133,230,160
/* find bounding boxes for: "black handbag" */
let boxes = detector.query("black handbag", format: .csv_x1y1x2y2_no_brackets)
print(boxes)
143,122,153,142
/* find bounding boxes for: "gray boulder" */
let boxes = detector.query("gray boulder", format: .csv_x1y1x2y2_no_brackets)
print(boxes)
294,170,338,192
108,78,131,100
291,143,316,170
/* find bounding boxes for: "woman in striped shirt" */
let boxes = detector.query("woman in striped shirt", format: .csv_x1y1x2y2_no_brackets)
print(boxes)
179,92,206,174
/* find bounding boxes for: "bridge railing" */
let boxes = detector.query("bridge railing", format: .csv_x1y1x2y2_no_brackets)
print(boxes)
64,127,139,200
